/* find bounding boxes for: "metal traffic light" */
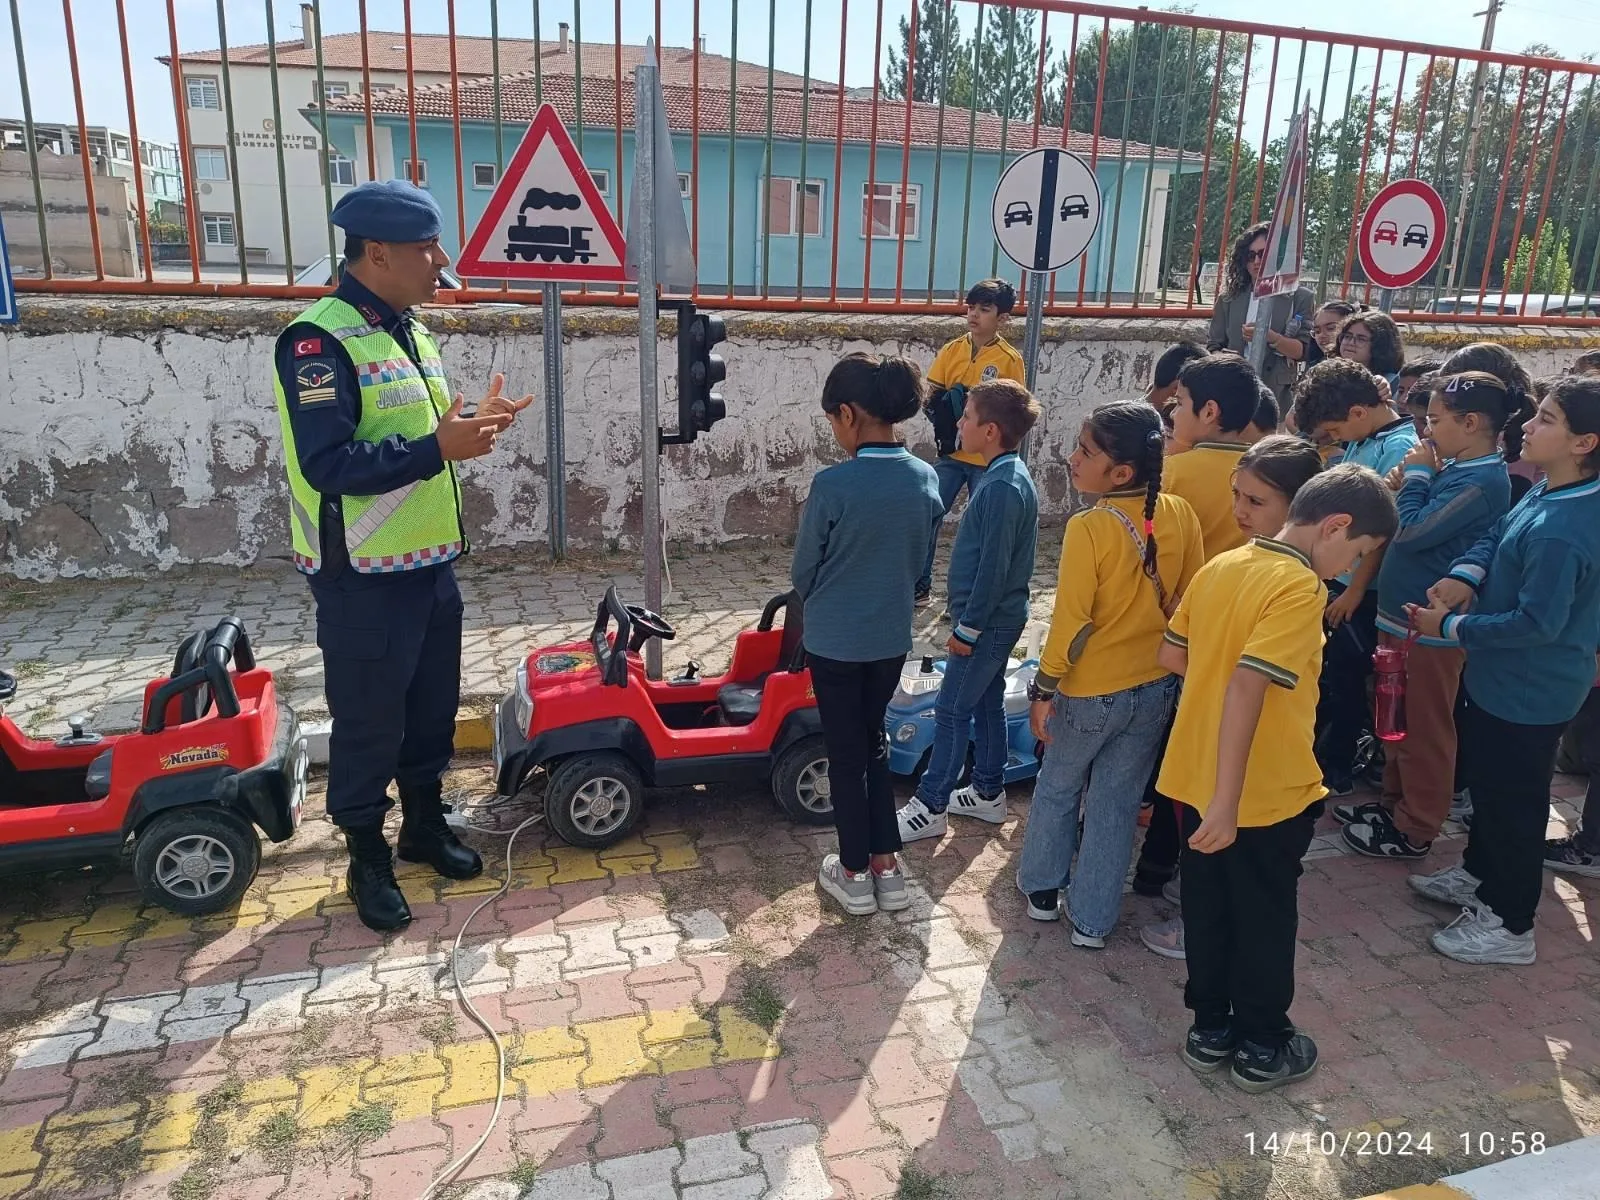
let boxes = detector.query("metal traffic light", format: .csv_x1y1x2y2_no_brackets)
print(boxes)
664,302,727,445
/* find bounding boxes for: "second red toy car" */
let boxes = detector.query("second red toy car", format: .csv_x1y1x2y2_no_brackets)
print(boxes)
493,588,829,848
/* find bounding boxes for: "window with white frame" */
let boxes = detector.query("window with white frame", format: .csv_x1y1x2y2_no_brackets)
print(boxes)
185,76,220,110
321,80,350,103
678,172,692,198
193,146,229,181
861,181,920,239
403,158,429,187
588,168,610,196
472,163,498,189
766,177,824,237
327,149,356,187
202,213,236,246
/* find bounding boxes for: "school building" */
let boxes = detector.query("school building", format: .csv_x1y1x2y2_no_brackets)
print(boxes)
312,69,1188,300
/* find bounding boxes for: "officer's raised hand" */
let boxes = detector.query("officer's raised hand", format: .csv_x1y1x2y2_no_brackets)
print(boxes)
478,372,534,424
437,394,513,461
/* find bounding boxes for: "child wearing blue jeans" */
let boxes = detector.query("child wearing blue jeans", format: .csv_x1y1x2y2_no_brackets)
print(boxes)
897,380,1040,842
1408,376,1600,965
1015,403,1204,947
791,353,944,916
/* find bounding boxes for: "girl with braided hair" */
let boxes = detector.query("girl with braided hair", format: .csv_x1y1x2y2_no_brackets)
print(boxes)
1015,402,1205,947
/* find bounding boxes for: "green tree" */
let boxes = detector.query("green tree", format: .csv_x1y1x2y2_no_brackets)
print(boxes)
970,6,1055,122
883,0,969,105
1502,229,1574,293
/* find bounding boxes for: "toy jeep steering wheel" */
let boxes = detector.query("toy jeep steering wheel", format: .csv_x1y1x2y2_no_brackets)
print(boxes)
624,604,676,653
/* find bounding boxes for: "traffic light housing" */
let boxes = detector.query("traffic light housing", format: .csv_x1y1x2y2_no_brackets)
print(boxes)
665,302,727,446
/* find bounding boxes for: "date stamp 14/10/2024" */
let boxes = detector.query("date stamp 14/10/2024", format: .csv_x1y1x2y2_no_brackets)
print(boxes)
1245,1130,1549,1159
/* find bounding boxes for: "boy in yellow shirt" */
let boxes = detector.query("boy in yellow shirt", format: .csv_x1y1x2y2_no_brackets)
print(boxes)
918,279,1027,607
1165,353,1263,561
1157,463,1397,1093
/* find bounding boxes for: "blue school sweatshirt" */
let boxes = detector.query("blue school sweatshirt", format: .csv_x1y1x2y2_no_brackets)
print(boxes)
948,451,1039,646
790,443,944,662
1334,415,1419,588
1375,452,1511,647
1440,476,1600,725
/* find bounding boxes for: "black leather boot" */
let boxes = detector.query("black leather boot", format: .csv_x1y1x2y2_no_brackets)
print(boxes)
397,782,483,880
343,825,412,932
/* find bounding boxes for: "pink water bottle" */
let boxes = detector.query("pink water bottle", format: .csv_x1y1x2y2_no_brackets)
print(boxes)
1372,628,1418,743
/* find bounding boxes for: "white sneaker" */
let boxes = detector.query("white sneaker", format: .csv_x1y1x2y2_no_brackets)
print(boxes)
947,784,1007,825
1449,790,1473,823
1408,863,1482,907
1431,904,1536,965
897,796,948,843
1070,926,1106,949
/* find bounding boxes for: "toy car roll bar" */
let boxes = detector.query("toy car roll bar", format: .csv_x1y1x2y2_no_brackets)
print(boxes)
141,617,256,734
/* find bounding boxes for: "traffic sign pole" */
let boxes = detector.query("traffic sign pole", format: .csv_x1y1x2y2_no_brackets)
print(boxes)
1020,270,1046,462
636,53,663,681
1378,289,1395,314
542,283,566,560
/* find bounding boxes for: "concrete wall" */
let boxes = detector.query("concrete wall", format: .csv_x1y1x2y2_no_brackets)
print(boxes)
0,152,136,276
1,296,1595,579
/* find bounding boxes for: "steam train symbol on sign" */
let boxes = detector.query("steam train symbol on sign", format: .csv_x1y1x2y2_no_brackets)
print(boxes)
505,187,595,264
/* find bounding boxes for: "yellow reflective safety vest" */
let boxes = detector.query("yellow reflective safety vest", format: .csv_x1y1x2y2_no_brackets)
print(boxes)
273,295,466,575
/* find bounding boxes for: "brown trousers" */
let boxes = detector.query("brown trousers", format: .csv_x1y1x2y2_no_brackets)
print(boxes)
1379,634,1466,843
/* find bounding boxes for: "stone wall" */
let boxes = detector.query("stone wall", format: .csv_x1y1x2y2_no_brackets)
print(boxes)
1,296,1595,578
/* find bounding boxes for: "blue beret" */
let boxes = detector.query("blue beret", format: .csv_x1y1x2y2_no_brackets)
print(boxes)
329,179,442,242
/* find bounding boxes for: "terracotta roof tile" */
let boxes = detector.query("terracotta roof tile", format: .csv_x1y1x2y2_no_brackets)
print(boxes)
177,32,816,92
319,69,1180,159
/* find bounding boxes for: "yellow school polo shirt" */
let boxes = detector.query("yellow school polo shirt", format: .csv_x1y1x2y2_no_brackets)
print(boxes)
1037,490,1205,698
928,334,1027,465
1162,441,1250,562
1156,538,1329,827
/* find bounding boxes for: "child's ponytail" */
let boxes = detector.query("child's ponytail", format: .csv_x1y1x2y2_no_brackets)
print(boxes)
1141,427,1165,592
821,352,926,425
1500,383,1536,463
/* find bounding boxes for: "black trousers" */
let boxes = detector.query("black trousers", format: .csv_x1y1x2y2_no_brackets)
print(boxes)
1314,583,1378,784
808,653,903,873
1458,693,1566,935
1182,801,1319,1049
311,562,463,830
1557,687,1600,852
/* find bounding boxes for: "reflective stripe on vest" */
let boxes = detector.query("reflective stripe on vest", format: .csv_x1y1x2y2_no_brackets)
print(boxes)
273,295,466,575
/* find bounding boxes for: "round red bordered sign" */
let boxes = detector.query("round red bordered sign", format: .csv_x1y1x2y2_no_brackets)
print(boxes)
1357,179,1447,291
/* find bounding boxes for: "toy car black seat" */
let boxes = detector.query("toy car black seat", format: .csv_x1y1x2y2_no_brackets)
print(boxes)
0,668,15,705
143,617,255,734
717,592,806,727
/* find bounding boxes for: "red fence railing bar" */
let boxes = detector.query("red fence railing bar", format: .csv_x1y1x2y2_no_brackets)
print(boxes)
61,0,105,280
114,0,155,283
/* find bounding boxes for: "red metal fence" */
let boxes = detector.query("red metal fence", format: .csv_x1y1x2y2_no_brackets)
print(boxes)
5,0,1598,324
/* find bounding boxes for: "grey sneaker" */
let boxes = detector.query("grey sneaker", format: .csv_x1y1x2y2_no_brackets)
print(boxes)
1408,863,1482,907
1449,790,1473,823
873,860,911,913
1161,874,1182,906
818,854,877,916
1141,916,1186,960
1431,905,1536,965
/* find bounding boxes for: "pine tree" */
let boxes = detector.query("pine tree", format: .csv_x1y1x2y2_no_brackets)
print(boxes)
883,0,969,105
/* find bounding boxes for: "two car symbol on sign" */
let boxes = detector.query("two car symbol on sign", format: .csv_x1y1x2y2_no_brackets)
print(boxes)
1374,220,1429,250
1003,193,1091,229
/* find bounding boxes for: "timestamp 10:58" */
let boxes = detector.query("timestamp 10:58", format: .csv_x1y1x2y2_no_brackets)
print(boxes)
1461,1132,1546,1156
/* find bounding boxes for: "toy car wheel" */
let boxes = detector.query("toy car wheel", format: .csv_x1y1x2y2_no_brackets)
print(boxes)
132,808,261,916
772,736,834,826
545,752,644,849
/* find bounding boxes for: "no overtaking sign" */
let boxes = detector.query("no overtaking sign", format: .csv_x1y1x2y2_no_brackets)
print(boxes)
991,148,1102,274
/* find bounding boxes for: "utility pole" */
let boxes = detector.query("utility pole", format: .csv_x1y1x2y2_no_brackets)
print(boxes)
1443,0,1502,292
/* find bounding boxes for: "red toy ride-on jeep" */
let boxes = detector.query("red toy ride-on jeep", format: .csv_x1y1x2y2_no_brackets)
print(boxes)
493,587,829,849
0,617,308,915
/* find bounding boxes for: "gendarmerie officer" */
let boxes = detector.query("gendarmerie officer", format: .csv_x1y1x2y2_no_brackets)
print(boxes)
272,180,531,932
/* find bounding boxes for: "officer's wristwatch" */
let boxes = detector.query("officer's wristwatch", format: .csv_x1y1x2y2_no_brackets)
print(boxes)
1026,679,1055,704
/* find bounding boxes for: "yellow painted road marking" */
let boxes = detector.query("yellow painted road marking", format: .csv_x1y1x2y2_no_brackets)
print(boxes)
0,831,699,963
0,1003,775,1193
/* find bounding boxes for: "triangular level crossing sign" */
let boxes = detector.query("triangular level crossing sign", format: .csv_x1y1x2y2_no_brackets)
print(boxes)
456,103,628,284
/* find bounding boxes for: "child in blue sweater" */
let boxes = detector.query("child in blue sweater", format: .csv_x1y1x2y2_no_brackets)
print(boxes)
792,353,944,916
1409,375,1600,965
1337,369,1526,860
898,380,1040,842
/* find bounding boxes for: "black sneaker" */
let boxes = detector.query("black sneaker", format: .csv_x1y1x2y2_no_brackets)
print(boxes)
914,583,933,609
1544,835,1600,879
1230,1033,1319,1094
1131,864,1174,897
1181,1024,1238,1074
1025,888,1061,921
1323,776,1356,799
1331,798,1384,825
1342,807,1430,859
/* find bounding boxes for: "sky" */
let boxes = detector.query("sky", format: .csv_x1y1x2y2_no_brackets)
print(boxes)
2,1,1596,151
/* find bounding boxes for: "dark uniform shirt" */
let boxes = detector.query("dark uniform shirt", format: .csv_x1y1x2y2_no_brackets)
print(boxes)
274,273,448,574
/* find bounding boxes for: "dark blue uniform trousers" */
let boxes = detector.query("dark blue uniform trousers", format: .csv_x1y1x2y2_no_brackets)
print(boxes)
310,562,463,829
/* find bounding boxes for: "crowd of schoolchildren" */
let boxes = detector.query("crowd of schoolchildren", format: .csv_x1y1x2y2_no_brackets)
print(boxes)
788,266,1600,1095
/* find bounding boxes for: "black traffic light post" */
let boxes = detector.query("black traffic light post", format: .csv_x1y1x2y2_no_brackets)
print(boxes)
662,302,727,446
